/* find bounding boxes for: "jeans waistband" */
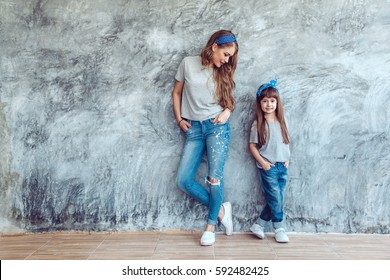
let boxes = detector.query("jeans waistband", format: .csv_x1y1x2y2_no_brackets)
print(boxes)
184,117,229,124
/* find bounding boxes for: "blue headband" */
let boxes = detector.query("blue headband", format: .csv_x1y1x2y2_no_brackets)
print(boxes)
215,35,237,45
256,80,279,96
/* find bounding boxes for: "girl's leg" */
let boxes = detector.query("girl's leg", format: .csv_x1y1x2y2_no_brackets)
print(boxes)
259,163,289,243
277,163,288,212
273,163,288,236
204,120,230,226
260,204,272,222
176,121,210,206
259,166,284,223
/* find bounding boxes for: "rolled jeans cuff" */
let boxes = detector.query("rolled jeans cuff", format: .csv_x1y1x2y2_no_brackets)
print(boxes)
273,221,285,229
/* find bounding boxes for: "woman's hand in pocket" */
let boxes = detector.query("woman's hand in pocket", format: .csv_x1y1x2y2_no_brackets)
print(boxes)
213,109,231,124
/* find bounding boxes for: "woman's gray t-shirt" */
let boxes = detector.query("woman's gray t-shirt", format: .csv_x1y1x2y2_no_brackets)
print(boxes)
249,119,290,168
175,56,223,121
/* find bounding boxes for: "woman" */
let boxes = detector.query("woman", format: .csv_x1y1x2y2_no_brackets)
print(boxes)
172,30,238,246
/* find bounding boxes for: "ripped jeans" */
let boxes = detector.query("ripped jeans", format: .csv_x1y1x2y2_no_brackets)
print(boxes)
176,118,230,226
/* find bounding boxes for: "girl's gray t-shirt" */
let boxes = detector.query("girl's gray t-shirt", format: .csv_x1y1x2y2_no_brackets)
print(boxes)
175,56,223,121
249,119,290,168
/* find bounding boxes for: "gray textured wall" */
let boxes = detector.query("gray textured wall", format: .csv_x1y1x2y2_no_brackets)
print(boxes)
0,0,389,234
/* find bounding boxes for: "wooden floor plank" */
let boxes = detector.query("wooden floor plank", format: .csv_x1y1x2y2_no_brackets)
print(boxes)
0,231,389,260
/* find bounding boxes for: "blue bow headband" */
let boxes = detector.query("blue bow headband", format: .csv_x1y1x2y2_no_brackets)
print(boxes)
256,80,279,96
215,35,237,45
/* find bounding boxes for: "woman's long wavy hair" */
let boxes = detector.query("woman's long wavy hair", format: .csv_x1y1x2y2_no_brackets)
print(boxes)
256,87,290,146
200,30,238,111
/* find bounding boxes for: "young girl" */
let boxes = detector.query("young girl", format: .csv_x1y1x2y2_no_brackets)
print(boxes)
248,80,291,243
172,30,238,246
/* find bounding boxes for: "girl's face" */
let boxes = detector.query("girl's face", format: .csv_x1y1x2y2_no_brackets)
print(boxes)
211,44,236,68
260,97,277,115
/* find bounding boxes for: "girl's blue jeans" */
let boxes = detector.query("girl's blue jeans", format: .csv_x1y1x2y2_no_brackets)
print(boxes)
176,118,230,226
258,162,288,223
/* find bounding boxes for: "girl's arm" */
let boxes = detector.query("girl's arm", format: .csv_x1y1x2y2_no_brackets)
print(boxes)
172,81,191,132
249,143,274,170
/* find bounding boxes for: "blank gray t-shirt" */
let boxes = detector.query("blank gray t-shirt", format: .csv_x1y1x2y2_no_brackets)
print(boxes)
175,56,223,121
249,119,290,168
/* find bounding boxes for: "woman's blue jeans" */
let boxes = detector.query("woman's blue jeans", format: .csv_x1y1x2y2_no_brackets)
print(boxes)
258,162,288,223
176,118,230,226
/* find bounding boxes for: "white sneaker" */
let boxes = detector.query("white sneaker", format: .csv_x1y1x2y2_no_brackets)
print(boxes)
250,223,265,239
220,202,233,235
274,228,289,243
200,231,215,246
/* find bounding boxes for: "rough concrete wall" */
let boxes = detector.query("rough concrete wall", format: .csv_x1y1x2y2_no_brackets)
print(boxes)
0,0,389,233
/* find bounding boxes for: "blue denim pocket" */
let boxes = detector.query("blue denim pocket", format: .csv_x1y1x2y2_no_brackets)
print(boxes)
184,120,191,136
209,118,217,125
209,118,230,126
184,128,192,137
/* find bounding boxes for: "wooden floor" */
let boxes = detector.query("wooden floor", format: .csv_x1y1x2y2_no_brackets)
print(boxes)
1,231,389,260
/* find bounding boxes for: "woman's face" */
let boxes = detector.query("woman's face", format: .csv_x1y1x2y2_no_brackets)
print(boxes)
211,44,236,68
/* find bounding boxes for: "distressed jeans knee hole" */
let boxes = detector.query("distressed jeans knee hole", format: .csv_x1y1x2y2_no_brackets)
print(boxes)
205,176,220,186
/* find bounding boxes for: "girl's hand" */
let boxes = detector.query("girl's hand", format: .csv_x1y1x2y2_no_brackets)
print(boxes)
284,161,289,168
261,162,274,171
213,109,231,124
178,119,192,132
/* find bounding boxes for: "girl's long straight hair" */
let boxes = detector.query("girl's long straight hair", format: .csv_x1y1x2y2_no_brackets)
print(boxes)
200,30,238,111
256,87,290,146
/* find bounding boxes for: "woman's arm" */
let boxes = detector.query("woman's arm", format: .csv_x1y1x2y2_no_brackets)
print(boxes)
248,143,274,170
172,81,191,131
